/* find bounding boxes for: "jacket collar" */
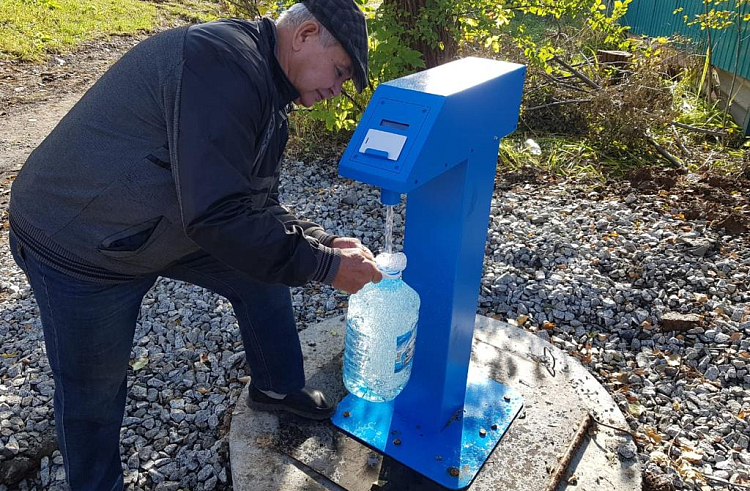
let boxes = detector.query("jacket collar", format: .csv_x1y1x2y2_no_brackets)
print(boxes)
261,18,300,109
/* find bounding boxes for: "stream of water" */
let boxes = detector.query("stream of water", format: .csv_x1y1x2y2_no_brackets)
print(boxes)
384,205,394,254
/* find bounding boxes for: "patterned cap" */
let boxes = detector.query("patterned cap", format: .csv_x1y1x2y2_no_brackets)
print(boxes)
302,0,369,92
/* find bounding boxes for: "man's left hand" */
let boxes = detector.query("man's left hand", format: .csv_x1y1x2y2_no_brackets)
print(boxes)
331,237,374,260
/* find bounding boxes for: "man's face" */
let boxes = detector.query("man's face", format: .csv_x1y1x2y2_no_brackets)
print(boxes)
287,22,353,107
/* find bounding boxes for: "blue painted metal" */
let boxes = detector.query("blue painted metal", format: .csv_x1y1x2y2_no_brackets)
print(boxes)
380,188,401,206
335,57,526,489
332,366,524,490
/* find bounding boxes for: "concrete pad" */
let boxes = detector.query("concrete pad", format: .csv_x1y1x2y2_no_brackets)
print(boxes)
229,316,641,491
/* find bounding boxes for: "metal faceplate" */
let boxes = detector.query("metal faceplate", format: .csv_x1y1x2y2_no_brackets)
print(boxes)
332,367,523,490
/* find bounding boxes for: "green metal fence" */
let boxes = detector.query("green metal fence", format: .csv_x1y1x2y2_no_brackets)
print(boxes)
621,0,749,80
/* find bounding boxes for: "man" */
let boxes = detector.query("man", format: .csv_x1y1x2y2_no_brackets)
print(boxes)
8,1,381,489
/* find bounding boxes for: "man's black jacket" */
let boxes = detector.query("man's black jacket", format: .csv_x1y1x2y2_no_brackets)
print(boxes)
9,19,340,285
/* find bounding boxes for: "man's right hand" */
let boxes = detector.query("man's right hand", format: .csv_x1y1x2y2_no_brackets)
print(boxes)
332,248,382,294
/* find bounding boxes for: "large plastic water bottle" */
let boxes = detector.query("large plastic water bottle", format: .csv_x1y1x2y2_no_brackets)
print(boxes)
343,252,421,402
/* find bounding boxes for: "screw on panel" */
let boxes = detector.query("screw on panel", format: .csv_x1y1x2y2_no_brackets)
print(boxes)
448,467,460,477
491,424,498,430
479,428,487,437
435,456,443,461
343,411,351,418
503,395,511,402
393,439,402,446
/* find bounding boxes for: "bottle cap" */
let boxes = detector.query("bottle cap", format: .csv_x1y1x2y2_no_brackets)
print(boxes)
376,252,407,279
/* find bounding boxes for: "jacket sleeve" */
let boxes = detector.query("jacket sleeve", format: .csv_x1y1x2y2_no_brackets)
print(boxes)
172,28,339,286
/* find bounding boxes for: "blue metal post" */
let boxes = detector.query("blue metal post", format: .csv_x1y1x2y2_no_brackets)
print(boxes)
395,144,500,430
333,57,527,490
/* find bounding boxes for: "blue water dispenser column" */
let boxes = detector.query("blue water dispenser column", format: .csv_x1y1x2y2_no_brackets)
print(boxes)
333,57,527,490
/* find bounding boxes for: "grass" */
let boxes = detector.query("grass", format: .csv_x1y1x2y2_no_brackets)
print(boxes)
0,0,224,62
499,135,647,182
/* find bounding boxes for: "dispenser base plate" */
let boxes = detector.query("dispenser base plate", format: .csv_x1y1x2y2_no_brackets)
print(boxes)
332,367,523,490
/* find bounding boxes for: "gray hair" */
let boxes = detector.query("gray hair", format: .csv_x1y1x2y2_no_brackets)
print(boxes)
277,3,339,47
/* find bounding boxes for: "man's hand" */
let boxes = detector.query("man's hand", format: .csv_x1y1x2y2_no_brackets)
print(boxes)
331,247,382,294
330,237,374,260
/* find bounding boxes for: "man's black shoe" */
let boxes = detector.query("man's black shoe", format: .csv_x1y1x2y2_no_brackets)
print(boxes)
246,385,336,421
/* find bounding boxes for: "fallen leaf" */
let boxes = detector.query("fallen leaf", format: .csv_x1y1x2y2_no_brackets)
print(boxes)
666,354,681,367
612,372,629,384
131,357,148,371
680,451,704,464
649,450,668,463
516,314,529,325
542,321,555,330
628,402,645,417
645,427,663,443
677,460,704,482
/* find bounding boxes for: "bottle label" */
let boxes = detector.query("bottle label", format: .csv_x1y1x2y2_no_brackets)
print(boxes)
394,329,416,373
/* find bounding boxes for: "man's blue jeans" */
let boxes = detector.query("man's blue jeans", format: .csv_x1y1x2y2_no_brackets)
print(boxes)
9,232,305,491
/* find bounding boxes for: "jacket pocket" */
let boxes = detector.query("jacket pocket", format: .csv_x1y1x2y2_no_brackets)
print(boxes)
98,216,169,259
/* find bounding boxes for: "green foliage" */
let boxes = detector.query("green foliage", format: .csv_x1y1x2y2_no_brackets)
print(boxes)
222,0,295,19
499,135,613,180
671,67,745,146
297,0,640,131
586,0,633,49
676,0,749,31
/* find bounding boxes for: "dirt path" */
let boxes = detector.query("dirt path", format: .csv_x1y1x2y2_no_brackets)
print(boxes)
0,34,151,217
0,93,83,173
0,34,150,176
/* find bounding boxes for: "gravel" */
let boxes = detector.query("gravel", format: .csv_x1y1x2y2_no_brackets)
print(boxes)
1,159,749,490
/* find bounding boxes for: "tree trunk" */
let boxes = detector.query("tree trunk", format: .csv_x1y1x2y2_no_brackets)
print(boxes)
382,0,458,69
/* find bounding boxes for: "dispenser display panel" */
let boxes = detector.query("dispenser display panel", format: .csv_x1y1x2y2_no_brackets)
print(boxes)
351,99,430,174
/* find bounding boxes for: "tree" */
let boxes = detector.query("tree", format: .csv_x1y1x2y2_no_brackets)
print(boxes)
379,0,458,68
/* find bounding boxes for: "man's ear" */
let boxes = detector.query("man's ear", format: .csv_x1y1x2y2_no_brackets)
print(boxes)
292,21,320,51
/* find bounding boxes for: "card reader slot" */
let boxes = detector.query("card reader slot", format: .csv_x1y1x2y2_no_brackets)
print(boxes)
380,119,410,131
